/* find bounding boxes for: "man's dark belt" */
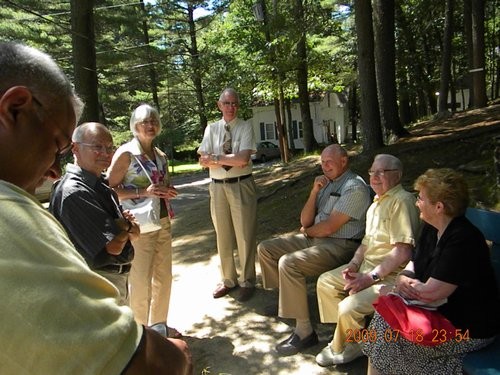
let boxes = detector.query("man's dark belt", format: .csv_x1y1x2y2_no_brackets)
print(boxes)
99,263,131,274
212,174,252,184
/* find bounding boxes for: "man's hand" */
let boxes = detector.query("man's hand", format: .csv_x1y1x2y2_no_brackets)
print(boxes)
312,175,330,193
199,154,213,167
121,210,141,240
341,263,358,281
343,272,373,295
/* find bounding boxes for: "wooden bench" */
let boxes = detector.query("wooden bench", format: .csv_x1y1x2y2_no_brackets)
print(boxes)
462,207,500,375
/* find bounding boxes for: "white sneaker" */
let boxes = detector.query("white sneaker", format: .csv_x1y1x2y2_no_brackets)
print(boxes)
316,343,363,366
316,345,336,367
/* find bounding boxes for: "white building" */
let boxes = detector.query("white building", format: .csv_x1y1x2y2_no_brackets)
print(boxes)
250,92,349,149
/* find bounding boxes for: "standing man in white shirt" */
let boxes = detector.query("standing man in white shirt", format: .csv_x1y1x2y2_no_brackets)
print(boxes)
198,88,258,302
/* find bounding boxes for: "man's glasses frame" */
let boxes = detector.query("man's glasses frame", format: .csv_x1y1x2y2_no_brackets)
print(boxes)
76,142,115,154
367,169,399,177
31,94,73,161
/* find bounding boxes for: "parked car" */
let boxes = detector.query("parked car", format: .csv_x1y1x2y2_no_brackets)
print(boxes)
251,141,281,162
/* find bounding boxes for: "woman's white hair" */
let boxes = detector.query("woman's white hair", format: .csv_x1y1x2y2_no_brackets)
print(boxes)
129,104,161,136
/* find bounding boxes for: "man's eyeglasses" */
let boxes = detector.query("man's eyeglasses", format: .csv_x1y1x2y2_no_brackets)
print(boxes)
31,93,72,161
368,169,398,177
76,143,115,154
221,101,239,107
56,142,73,161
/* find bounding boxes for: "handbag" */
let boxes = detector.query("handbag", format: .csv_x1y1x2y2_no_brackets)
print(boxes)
373,293,457,346
121,155,162,233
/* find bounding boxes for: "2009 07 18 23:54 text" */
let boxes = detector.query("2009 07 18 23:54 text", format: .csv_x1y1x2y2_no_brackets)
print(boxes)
345,328,470,344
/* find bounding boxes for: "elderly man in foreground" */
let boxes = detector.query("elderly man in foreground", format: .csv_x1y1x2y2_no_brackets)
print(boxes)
315,154,420,366
0,41,192,374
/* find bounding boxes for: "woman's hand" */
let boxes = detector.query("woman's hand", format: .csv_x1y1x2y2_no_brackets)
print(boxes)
379,284,394,296
395,275,420,300
145,184,178,199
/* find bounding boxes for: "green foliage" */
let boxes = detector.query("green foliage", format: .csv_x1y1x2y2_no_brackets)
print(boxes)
110,129,133,147
1,0,498,153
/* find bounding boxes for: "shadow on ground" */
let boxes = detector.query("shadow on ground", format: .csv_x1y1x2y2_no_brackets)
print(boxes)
169,104,500,374
177,286,367,375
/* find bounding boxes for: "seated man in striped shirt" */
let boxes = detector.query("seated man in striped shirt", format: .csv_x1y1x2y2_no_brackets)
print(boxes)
258,144,372,356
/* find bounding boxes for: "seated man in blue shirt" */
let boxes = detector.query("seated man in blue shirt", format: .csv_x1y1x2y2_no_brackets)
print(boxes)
50,122,140,305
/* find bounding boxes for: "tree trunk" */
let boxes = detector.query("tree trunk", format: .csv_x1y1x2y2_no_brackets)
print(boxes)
139,0,160,111
372,0,408,141
278,81,289,162
354,0,383,152
273,98,287,163
348,83,358,142
464,0,474,108
285,98,296,152
295,0,317,152
471,0,488,108
70,0,99,123
437,0,454,116
398,74,411,125
423,40,438,115
395,3,431,121
187,4,208,134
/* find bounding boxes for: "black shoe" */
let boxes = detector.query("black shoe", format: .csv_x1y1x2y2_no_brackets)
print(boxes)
275,331,318,356
237,286,255,302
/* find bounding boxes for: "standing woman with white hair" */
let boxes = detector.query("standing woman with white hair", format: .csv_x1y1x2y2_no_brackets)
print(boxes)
107,104,181,338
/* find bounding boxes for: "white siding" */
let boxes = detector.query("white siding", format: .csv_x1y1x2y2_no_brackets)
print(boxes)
250,92,349,148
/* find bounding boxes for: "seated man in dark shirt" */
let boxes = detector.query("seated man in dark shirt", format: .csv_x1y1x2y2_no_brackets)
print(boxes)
50,122,140,305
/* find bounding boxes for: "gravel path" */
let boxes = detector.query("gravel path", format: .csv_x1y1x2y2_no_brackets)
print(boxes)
167,171,367,375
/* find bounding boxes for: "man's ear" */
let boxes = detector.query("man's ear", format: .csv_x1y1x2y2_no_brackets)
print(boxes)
0,86,35,129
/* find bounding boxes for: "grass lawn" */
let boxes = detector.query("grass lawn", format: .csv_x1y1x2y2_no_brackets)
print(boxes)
168,160,203,175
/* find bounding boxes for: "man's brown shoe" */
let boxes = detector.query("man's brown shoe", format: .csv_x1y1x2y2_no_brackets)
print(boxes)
212,284,234,299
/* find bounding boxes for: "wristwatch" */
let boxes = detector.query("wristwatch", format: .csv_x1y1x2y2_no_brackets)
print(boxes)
371,272,382,282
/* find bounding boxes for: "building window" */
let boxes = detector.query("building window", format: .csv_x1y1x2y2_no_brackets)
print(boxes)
292,120,303,139
265,123,275,140
260,122,276,140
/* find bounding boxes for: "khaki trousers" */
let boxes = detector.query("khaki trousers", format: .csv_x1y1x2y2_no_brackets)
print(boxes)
209,177,257,287
258,234,358,320
94,269,129,306
129,217,172,326
317,264,391,353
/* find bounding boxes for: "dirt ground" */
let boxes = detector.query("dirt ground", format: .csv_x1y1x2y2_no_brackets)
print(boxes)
167,104,500,375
